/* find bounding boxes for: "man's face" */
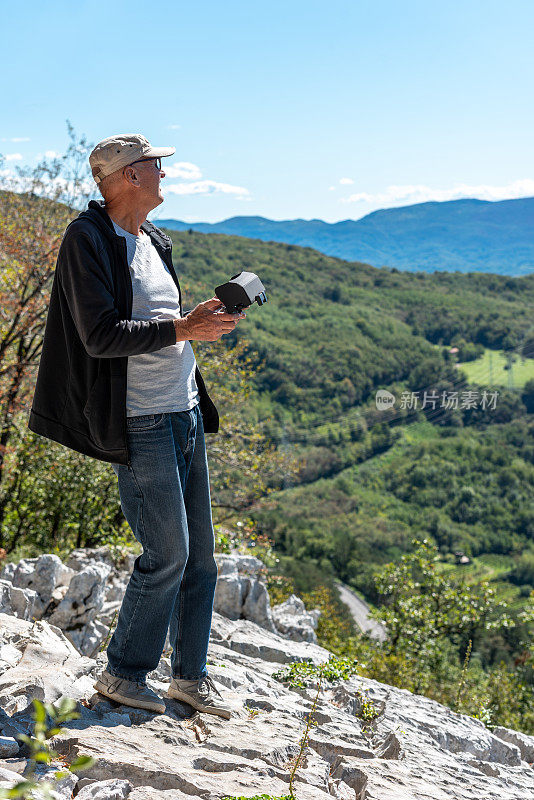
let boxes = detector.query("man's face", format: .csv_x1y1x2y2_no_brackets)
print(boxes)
125,157,166,208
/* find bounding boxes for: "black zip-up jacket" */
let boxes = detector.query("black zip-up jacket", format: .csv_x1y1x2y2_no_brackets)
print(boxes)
28,200,219,467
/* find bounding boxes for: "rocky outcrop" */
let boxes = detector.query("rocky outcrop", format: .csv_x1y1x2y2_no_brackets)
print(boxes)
271,594,320,643
0,548,533,799
214,553,277,633
493,725,534,765
215,556,320,643
0,548,320,656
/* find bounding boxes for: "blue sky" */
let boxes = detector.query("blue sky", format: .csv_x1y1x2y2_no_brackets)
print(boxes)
1,0,533,222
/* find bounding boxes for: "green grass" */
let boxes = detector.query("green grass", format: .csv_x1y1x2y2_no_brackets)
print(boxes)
457,349,534,389
438,553,526,610
440,554,514,579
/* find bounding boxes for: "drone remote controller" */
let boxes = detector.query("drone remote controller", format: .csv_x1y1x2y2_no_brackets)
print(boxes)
215,271,267,313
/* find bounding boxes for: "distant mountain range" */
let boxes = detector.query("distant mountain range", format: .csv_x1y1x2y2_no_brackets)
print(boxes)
155,197,534,276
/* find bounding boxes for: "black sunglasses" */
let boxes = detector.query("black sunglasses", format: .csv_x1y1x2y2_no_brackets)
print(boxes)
126,157,162,171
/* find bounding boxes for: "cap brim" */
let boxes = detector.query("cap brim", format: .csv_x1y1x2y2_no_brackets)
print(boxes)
144,146,175,158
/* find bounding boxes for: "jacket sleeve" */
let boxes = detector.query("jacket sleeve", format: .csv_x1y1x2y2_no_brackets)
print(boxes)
57,229,177,358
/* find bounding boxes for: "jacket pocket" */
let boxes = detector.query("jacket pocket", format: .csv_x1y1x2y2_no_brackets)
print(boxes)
82,374,123,451
82,375,101,422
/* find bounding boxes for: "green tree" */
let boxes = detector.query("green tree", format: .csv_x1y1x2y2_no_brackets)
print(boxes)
2,417,124,556
371,538,514,692
0,123,95,541
521,378,534,414
191,337,299,523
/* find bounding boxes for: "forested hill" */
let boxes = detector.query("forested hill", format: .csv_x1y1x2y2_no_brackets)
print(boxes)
155,196,534,276
168,226,534,425
168,227,534,627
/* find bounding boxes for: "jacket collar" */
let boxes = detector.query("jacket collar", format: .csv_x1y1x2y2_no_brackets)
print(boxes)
81,200,170,250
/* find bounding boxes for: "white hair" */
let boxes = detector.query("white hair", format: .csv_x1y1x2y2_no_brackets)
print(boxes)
96,168,125,200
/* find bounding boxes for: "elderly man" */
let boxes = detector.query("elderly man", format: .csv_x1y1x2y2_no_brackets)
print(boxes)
28,133,246,718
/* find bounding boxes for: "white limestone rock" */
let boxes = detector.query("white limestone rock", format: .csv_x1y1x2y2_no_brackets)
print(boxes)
0,764,30,789
216,552,264,577
0,579,38,621
0,642,23,670
214,552,277,632
242,577,277,632
212,613,329,664
65,618,110,658
26,764,79,799
0,548,532,800
272,593,321,643
48,563,111,630
213,574,245,620
66,546,136,575
60,549,126,633
11,554,75,619
0,563,16,582
493,724,534,764
0,705,32,740
102,579,128,606
65,546,117,572
0,614,96,715
0,762,75,800
128,790,202,799
75,778,133,799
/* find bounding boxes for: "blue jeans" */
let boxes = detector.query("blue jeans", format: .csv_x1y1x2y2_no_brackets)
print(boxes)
106,403,218,682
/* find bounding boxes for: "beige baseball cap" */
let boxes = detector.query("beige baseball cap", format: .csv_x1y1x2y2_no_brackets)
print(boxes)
89,133,175,184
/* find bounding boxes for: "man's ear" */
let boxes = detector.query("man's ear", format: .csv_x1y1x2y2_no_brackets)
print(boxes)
124,166,139,186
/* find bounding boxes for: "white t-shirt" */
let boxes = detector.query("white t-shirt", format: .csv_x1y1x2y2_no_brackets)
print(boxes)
111,220,199,416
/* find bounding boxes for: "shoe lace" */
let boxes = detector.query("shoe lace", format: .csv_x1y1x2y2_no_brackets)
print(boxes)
198,674,223,700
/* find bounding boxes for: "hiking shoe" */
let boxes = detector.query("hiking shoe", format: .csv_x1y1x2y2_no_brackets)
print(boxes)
165,674,232,719
93,669,166,714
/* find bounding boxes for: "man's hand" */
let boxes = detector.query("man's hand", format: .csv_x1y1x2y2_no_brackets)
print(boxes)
174,297,246,342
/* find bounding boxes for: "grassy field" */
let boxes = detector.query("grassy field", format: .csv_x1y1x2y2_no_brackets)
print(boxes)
369,423,533,615
457,349,534,389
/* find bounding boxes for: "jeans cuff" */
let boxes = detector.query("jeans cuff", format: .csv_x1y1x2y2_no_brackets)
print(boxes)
107,667,146,682
173,673,205,681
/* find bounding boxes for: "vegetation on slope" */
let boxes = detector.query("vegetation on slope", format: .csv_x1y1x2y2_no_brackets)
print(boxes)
0,137,532,734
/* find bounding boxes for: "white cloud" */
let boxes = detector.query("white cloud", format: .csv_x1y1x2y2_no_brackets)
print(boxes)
5,153,22,161
0,167,29,193
341,179,534,205
0,164,94,201
164,179,250,198
167,124,181,130
339,177,354,185
163,161,202,180
34,150,63,161
328,186,336,191
0,166,23,189
0,136,30,142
